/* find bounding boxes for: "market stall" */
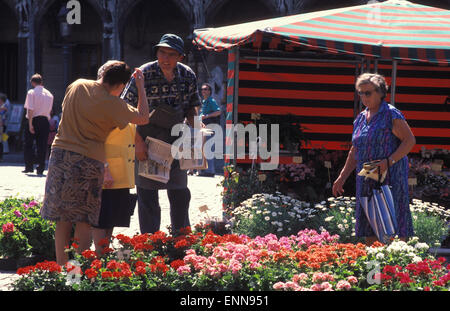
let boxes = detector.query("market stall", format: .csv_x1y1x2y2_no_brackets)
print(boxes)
193,0,450,166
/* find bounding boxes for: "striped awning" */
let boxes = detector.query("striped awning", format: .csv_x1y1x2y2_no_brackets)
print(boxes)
193,0,450,64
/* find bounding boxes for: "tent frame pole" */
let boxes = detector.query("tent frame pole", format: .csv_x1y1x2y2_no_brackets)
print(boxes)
241,55,361,64
233,48,240,166
391,60,398,106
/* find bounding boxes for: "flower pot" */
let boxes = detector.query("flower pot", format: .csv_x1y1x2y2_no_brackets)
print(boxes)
16,255,38,269
0,257,17,271
0,256,38,271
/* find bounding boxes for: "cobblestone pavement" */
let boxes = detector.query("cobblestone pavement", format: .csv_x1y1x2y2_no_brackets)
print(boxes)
0,162,225,291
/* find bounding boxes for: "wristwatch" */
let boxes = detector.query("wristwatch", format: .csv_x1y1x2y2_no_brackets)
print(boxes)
389,157,395,166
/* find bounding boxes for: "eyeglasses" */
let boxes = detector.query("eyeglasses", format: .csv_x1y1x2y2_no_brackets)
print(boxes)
201,88,210,91
357,90,375,97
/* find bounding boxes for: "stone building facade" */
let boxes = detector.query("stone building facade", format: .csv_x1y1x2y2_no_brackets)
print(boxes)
0,0,447,109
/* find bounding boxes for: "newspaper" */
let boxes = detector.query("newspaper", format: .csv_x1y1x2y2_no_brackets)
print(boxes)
138,136,174,183
178,128,213,170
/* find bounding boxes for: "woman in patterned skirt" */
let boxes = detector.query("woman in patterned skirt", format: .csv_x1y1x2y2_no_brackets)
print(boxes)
332,73,416,246
41,62,149,265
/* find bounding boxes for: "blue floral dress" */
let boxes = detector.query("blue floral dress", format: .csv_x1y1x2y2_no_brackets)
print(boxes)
352,101,414,238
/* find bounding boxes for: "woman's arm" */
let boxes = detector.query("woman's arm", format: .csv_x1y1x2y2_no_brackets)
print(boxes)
377,119,416,173
332,145,357,196
129,69,149,125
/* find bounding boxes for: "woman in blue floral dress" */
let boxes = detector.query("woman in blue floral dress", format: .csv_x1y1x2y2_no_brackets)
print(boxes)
332,73,416,245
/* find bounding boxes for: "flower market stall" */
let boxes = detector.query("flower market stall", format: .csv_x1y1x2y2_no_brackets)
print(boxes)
193,0,450,207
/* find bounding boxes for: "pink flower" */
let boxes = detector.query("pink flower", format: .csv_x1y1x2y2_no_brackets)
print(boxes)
232,253,245,262
292,273,308,284
347,276,358,284
312,272,334,283
285,281,300,291
28,200,38,207
249,262,262,270
321,282,333,291
22,203,30,210
2,222,14,233
14,210,22,218
176,265,191,276
273,282,286,290
336,280,351,291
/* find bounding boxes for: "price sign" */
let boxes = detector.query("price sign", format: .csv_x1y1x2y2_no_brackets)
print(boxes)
324,161,332,169
258,174,267,182
293,156,303,164
408,178,417,186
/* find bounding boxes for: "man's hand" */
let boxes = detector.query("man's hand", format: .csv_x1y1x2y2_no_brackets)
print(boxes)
135,138,148,161
29,124,35,134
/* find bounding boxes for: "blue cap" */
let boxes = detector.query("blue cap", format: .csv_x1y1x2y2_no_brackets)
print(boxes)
154,34,185,56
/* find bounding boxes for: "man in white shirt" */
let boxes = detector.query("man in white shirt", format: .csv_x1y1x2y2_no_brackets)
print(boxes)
23,74,54,175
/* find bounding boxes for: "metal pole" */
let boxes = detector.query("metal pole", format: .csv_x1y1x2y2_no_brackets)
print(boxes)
391,60,397,106
354,62,360,119
233,48,240,166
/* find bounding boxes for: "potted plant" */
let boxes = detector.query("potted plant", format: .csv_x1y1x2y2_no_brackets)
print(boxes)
0,222,32,270
255,114,309,154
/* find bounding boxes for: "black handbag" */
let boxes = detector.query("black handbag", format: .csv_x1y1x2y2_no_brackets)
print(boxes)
148,103,184,129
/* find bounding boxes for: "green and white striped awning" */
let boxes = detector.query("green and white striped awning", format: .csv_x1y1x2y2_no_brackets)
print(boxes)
193,0,450,64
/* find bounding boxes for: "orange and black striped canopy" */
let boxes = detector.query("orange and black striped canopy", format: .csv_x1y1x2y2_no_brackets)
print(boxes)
194,0,450,64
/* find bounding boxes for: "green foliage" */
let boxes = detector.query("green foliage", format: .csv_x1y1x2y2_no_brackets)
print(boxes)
0,197,55,260
220,165,279,213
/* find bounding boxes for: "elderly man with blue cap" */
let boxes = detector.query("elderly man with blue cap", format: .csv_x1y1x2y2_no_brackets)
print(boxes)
121,33,201,235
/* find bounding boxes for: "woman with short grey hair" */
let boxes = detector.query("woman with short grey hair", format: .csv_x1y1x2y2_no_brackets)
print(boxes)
355,73,389,100
333,73,416,245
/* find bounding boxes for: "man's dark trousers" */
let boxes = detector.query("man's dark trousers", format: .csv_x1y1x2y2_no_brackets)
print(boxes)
137,187,191,234
24,116,49,173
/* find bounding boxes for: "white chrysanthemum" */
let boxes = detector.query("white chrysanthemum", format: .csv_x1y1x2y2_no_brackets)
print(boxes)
414,242,429,250
376,253,384,260
325,216,334,222
264,216,270,221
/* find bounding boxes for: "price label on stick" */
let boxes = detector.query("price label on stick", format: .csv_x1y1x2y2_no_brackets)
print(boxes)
408,178,417,186
293,156,303,164
324,161,332,169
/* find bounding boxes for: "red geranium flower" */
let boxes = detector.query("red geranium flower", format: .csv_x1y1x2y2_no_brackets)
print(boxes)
2,222,14,233
106,260,120,270
174,239,189,249
91,259,102,270
98,238,110,247
84,268,98,279
135,266,147,276
81,250,97,260
101,271,113,279
116,234,132,245
101,247,114,255
121,269,132,278
170,259,185,270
